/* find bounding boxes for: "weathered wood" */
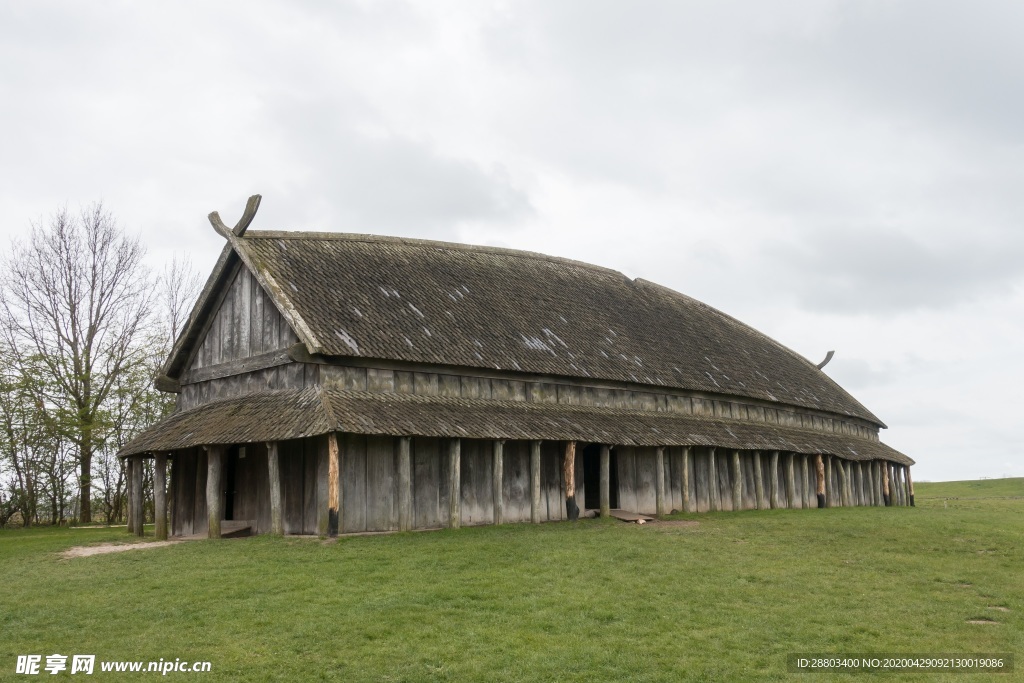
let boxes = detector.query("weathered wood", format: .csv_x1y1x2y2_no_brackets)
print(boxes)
316,437,330,537
815,454,826,508
600,444,611,517
154,453,168,540
823,454,831,507
752,450,765,510
563,441,579,520
656,446,666,516
328,433,341,535
882,461,891,506
398,436,412,531
907,466,915,507
769,450,780,509
837,459,848,507
802,455,811,508
128,457,144,536
449,439,461,528
530,440,542,523
266,441,282,535
182,347,295,385
786,453,798,509
707,448,718,512
492,440,505,525
731,450,742,511
206,446,224,539
365,436,397,531
413,437,441,528
681,446,692,513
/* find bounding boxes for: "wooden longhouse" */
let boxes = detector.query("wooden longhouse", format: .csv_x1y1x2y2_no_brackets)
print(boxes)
120,196,915,540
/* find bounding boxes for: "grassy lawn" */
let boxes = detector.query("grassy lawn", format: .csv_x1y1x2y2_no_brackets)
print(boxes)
1,478,1020,681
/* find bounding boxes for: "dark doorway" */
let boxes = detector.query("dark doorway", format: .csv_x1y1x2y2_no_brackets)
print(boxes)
582,444,618,510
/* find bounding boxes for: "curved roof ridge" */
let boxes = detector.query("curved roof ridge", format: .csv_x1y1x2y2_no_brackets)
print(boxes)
244,230,628,278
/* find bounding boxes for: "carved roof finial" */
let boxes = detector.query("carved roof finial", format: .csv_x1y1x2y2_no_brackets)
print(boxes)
208,194,262,239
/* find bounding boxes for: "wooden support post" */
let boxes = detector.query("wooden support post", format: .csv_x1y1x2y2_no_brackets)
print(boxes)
656,446,666,516
875,461,884,506
206,445,223,539
769,451,780,509
866,461,875,506
130,457,144,536
751,452,764,510
267,441,283,535
815,454,825,508
907,466,915,507
731,450,742,511
708,448,719,512
882,461,891,506
530,440,542,523
398,436,412,531
599,444,611,517
786,453,798,509
329,433,341,536
125,458,134,533
492,440,505,525
681,446,691,513
449,439,461,529
154,452,168,540
896,466,906,506
564,441,579,520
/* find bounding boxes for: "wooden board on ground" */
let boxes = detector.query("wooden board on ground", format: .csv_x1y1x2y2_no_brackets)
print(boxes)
606,509,654,522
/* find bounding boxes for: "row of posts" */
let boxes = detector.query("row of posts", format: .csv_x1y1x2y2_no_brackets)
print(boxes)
124,439,913,539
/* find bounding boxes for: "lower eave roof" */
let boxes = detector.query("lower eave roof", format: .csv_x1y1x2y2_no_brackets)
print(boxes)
118,388,914,465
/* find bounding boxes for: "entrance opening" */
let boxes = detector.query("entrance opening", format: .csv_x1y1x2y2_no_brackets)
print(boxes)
582,444,618,510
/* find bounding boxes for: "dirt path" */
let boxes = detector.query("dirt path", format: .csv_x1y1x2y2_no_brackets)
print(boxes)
60,540,183,559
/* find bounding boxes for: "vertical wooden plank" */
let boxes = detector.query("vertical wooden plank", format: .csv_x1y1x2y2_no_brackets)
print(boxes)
206,446,223,539
492,440,504,525
267,442,282,535
366,435,397,531
716,450,732,511
530,440,542,523
707,448,718,512
752,451,765,510
303,438,319,534
342,434,367,532
238,264,251,357
815,454,826,508
448,439,461,528
742,454,756,510
731,450,742,512
907,466,915,507
769,451,780,508
316,436,329,537
825,456,834,507
802,455,812,508
787,453,801,509
599,444,611,517
543,441,564,520
655,446,666,516
635,447,658,515
398,436,412,531
681,446,692,513
617,446,637,513
502,441,529,523
154,452,167,540
412,437,440,529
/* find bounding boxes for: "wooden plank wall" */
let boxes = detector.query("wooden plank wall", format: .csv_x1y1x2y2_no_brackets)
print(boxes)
186,263,298,373
319,364,880,442
178,362,317,411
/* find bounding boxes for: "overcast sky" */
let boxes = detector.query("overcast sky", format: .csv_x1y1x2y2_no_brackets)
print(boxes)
2,1,1021,482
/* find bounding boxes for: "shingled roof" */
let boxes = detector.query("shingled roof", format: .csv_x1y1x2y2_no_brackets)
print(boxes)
120,388,912,464
164,231,884,426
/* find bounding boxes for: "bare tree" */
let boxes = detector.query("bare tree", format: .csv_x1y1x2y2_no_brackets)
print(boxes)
0,204,153,523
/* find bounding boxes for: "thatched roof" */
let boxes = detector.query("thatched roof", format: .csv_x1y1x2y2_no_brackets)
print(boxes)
163,231,884,426
119,388,912,465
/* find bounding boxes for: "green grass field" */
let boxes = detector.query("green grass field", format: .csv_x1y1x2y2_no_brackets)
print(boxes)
1,478,1020,681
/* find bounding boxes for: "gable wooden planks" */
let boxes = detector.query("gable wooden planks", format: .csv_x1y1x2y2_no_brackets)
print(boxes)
185,263,298,376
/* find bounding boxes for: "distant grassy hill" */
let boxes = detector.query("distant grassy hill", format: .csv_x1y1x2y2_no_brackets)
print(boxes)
915,477,1023,498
